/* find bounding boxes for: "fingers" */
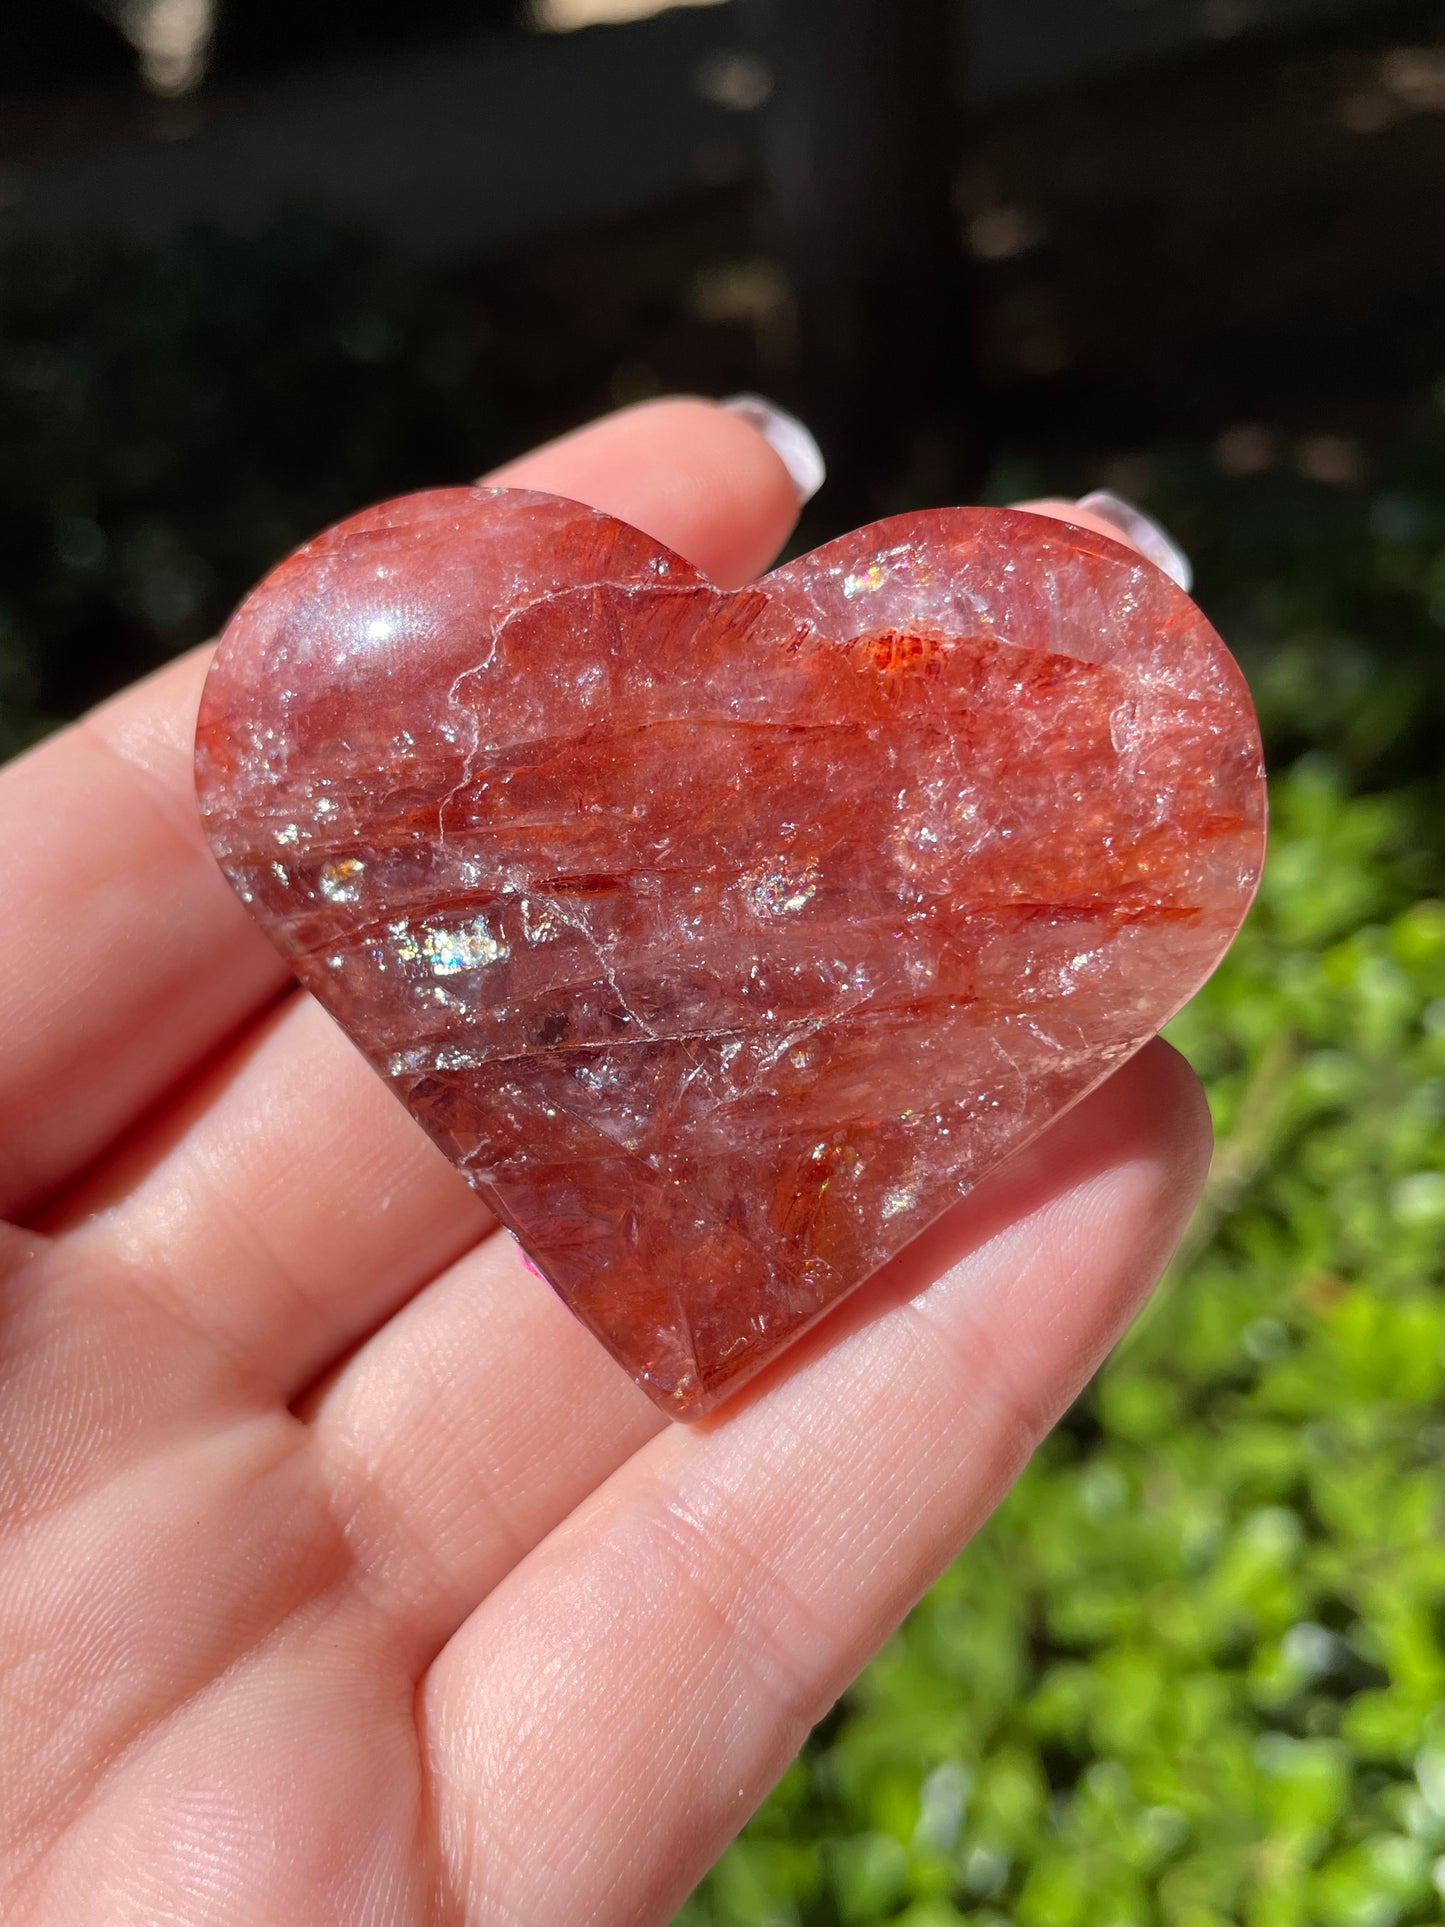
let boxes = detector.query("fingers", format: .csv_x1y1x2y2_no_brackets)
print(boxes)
1012,495,1193,590
486,396,806,589
305,1232,663,1663
47,993,493,1400
0,649,290,1221
419,1042,1210,1927
0,397,808,1221
1013,497,1139,541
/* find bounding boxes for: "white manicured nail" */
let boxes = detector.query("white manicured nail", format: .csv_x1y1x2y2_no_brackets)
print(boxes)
1076,489,1193,593
721,394,827,503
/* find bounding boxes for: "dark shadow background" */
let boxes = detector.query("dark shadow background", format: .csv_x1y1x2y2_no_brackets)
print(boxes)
5,0,1445,781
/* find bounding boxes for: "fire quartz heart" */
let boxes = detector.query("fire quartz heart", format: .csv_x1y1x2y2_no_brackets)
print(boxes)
196,488,1265,1418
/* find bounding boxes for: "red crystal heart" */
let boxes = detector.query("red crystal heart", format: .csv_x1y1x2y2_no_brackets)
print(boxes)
196,489,1265,1418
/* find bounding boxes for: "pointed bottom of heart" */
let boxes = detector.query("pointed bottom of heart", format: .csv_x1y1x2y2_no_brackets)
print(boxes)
465,1014,1144,1417
196,489,1266,1419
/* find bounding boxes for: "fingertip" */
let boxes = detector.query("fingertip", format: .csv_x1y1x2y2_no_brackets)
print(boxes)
1139,1035,1215,1198
717,394,827,504
1055,1040,1213,1328
484,396,807,587
1011,495,1193,591
1012,495,1134,546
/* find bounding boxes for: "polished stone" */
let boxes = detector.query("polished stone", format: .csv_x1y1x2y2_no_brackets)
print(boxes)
196,489,1266,1417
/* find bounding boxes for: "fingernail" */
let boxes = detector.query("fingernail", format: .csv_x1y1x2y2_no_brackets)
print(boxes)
721,393,827,503
1075,490,1193,593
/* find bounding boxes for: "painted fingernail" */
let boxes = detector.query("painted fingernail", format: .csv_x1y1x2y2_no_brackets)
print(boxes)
721,393,827,503
1075,489,1193,593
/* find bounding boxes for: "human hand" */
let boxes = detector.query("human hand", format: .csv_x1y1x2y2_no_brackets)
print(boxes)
0,401,1211,1926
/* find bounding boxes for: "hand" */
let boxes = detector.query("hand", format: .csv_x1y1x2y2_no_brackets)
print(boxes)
0,401,1210,1927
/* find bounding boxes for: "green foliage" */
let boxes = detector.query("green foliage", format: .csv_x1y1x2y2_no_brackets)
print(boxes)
683,442,1445,1923
1151,432,1445,797
994,409,1445,797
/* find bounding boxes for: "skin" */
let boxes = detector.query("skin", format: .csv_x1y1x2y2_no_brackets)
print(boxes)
0,400,1212,1927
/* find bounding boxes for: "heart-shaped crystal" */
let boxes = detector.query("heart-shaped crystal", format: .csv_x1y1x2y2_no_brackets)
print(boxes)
196,490,1265,1417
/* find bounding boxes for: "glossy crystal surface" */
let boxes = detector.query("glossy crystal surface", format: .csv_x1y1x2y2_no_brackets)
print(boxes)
196,490,1266,1417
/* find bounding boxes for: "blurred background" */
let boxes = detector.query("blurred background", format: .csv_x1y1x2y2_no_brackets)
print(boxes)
5,2,1445,1921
